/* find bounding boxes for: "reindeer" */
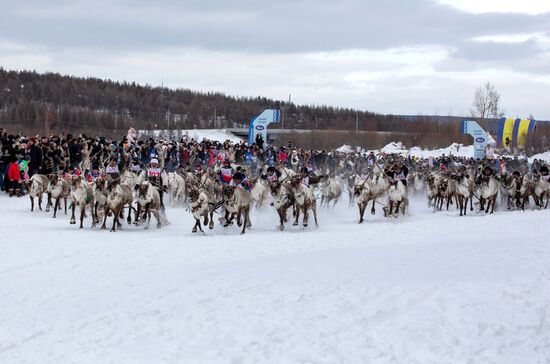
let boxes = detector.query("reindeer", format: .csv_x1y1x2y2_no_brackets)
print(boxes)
426,173,441,209
199,172,222,229
222,184,252,234
270,181,294,230
454,173,472,216
531,173,549,208
478,176,500,214
167,171,186,207
49,174,69,218
120,170,139,189
437,174,457,211
384,180,408,218
320,175,342,210
290,177,318,227
187,188,210,233
91,178,107,227
250,178,270,208
407,171,425,197
102,180,134,231
69,175,94,229
136,181,162,229
354,177,373,223
27,174,51,212
345,173,356,207
362,169,390,216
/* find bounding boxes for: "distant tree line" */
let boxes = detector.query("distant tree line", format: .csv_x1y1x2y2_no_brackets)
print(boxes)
0,68,547,152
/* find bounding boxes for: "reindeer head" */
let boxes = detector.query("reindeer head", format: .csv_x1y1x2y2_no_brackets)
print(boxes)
222,185,235,200
187,188,199,203
48,173,59,185
138,182,149,197
69,175,83,190
353,182,364,197
270,182,281,197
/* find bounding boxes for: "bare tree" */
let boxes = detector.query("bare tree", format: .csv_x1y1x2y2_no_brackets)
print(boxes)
470,82,504,120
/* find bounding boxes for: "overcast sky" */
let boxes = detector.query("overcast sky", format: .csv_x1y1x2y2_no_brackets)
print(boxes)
1,0,549,119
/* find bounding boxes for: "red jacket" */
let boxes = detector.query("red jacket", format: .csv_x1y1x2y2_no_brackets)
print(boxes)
8,163,21,181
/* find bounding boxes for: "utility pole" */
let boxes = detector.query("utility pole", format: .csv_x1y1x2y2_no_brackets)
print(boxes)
214,105,217,128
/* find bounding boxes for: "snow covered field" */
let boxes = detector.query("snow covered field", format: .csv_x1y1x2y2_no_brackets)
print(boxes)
1,193,550,364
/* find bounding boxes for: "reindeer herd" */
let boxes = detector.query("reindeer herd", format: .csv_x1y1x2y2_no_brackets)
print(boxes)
20,158,550,234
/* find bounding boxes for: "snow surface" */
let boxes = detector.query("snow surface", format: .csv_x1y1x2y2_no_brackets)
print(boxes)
530,151,550,163
137,129,244,144
1,193,550,363
376,142,475,159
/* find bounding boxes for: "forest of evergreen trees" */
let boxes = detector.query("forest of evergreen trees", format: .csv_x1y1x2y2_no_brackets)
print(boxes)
0,68,547,151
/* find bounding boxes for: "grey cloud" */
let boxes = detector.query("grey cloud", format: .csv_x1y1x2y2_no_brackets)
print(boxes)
1,0,549,54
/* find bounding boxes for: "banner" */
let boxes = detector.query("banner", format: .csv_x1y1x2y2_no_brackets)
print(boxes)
497,118,536,147
247,109,280,145
462,120,488,160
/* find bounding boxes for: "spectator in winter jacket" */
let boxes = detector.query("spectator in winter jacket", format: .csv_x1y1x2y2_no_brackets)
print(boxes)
7,157,22,197
27,138,42,177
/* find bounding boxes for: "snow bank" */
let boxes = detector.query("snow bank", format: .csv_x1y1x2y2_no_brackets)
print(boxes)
137,129,243,144
1,194,550,363
336,144,354,153
529,151,550,163
374,142,474,159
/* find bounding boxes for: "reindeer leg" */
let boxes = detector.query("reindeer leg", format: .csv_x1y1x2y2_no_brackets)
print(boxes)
101,206,108,229
64,197,67,215
117,207,123,228
303,205,309,227
358,202,365,224
293,205,300,226
79,204,85,229
313,204,318,227
208,211,214,229
192,218,198,233
155,211,161,229
278,209,285,230
53,197,60,219
236,208,242,227
70,202,76,224
394,201,401,218
127,204,133,224
241,209,248,234
371,199,376,215
111,208,118,232
46,193,51,212
30,196,34,212
134,204,141,225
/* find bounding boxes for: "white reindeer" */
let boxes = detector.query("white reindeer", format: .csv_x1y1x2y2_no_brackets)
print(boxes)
290,177,318,227
69,175,93,229
384,180,408,218
136,181,162,229
320,175,342,210
168,172,186,207
27,174,51,212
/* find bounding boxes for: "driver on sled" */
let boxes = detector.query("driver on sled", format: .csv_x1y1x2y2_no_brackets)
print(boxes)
389,162,409,187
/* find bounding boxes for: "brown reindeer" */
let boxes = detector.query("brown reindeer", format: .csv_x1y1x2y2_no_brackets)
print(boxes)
102,181,133,232
136,181,162,229
270,181,294,230
27,174,51,212
69,175,93,229
222,184,252,234
187,188,210,233
290,177,318,227
49,174,69,218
